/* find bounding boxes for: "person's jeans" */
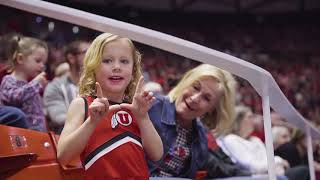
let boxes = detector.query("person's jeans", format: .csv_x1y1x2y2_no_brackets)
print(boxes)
0,106,28,128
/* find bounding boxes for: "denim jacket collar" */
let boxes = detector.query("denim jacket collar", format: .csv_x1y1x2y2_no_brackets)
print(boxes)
160,96,177,126
148,95,208,178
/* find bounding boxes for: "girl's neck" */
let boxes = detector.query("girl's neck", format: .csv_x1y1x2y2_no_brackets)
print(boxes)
11,70,28,81
105,92,124,104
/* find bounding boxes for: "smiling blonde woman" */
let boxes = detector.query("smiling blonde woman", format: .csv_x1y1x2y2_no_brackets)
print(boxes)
147,63,237,178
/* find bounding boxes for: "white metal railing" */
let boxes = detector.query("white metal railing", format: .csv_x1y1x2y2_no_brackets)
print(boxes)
1,0,319,179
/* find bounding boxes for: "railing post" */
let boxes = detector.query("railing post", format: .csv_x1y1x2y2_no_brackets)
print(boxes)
306,126,316,180
261,81,276,180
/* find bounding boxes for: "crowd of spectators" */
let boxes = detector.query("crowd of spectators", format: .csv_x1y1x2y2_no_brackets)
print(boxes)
0,5,319,128
1,4,320,179
139,24,320,128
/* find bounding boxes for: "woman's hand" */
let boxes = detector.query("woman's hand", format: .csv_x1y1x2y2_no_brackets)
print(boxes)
120,77,155,120
89,82,119,122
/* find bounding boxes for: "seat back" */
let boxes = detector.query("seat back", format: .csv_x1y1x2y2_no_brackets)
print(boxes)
0,125,84,180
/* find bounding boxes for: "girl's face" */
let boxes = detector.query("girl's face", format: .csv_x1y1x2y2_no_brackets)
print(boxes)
95,38,134,101
175,76,222,126
22,47,47,80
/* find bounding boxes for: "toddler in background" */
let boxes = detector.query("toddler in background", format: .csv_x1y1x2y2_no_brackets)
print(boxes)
0,35,48,132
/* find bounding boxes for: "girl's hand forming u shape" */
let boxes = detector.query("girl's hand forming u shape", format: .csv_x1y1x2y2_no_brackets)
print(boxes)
89,82,120,123
120,76,155,120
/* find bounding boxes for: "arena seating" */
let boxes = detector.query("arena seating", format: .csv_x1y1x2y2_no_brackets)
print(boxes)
0,125,84,180
0,0,319,179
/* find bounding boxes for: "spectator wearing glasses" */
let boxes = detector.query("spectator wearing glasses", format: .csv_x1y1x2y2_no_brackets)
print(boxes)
43,40,91,134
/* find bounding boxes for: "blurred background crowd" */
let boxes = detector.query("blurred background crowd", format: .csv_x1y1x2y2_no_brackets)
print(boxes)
0,0,319,178
1,2,318,125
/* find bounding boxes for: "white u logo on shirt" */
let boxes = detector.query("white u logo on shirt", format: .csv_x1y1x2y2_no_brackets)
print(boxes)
111,110,133,129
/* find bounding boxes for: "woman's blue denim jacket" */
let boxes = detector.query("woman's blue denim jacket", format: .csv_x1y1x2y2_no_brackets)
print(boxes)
147,94,208,178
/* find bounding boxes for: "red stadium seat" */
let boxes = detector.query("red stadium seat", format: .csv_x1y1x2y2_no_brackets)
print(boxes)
0,125,84,180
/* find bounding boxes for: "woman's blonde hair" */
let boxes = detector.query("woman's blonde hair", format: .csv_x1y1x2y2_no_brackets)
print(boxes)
7,35,48,71
168,64,237,134
79,33,142,102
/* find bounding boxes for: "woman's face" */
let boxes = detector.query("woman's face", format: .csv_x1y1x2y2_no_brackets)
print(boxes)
175,76,222,126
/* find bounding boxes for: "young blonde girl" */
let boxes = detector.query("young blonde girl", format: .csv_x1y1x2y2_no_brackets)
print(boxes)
0,35,48,132
57,33,163,179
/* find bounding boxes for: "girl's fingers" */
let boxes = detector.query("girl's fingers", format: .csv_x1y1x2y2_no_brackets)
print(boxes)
90,102,106,113
141,91,149,97
95,82,104,98
150,97,156,104
109,104,121,112
141,91,154,102
144,96,155,106
38,72,46,77
146,91,154,100
97,98,109,109
135,76,144,94
119,103,131,110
